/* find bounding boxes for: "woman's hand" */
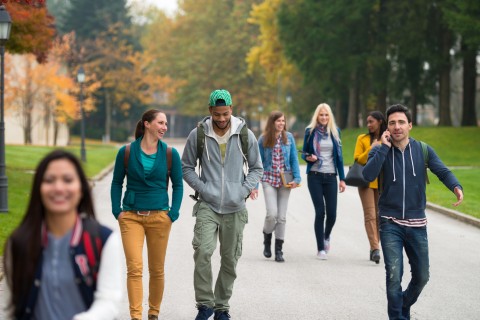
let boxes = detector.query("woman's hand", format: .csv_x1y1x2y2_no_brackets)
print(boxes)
250,189,259,200
118,211,125,220
306,154,318,162
339,180,346,193
371,139,382,147
288,182,299,189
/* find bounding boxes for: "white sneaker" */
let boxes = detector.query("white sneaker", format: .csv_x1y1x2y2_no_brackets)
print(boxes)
324,238,330,253
317,250,328,260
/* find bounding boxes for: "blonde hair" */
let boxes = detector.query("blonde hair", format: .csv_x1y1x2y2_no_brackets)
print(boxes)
306,103,340,142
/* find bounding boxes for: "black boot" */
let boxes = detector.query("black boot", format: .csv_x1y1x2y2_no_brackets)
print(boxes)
263,232,272,258
275,239,285,262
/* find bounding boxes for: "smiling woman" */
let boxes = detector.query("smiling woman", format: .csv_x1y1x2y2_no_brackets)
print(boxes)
2,150,123,320
110,108,184,320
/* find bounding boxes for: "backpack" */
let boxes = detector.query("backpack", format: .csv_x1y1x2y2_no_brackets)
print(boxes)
378,141,429,194
80,216,110,284
190,122,249,201
124,143,173,188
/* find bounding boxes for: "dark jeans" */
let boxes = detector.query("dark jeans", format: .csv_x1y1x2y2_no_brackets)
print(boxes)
307,172,338,251
380,219,430,320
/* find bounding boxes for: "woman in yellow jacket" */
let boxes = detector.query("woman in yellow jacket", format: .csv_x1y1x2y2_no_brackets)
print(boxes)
353,111,386,264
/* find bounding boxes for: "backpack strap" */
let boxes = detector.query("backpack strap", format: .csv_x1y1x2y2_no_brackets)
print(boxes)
239,124,248,163
191,123,205,201
124,143,131,174
420,141,430,184
196,122,205,166
78,216,111,307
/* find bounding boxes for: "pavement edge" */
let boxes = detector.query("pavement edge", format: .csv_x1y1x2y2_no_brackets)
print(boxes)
427,202,480,228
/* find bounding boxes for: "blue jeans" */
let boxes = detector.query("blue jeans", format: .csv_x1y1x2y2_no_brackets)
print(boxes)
307,172,338,251
380,219,430,320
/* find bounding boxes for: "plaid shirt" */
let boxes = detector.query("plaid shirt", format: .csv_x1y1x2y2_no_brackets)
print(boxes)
261,135,284,187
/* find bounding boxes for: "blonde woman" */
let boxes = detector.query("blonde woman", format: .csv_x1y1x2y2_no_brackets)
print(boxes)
301,103,346,260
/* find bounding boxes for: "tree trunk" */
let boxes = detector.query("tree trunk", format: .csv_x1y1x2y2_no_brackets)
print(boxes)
377,89,387,114
53,120,59,146
347,71,358,128
438,28,452,126
105,90,111,143
410,92,418,125
461,41,477,126
335,100,343,128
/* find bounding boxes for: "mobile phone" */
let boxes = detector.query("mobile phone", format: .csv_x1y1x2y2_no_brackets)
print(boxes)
385,130,391,142
298,150,311,156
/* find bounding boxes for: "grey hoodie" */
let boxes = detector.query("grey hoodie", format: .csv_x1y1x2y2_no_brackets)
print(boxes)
182,115,263,214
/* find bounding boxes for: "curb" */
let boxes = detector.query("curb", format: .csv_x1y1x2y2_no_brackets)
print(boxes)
427,202,480,229
88,162,115,188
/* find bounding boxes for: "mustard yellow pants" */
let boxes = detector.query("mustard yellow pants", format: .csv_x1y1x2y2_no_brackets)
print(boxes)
119,210,172,319
357,187,380,251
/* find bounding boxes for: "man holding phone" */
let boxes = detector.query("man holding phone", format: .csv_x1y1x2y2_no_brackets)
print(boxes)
363,104,463,320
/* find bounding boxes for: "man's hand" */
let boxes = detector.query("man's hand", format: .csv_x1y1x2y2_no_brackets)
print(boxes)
453,187,464,207
250,189,259,200
381,130,392,147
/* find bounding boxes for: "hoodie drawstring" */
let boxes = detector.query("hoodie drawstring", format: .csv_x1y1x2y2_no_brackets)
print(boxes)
392,147,396,182
409,143,416,177
391,143,417,182
205,136,211,162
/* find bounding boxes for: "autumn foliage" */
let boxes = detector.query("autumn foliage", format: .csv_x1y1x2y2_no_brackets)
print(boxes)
4,0,54,63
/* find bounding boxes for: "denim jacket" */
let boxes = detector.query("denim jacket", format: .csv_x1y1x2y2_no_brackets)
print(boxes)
258,132,301,184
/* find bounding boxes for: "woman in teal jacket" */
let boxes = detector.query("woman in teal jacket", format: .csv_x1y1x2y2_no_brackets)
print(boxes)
110,109,183,320
251,111,301,262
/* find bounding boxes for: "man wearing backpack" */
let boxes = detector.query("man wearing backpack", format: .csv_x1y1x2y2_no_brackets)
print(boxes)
363,104,464,320
182,89,263,320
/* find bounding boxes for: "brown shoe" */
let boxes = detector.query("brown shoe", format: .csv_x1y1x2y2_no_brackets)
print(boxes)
148,315,158,320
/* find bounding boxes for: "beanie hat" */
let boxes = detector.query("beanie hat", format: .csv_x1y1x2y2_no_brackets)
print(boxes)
209,89,232,107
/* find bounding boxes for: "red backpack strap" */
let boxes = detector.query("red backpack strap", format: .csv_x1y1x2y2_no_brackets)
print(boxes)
166,147,172,189
124,143,131,174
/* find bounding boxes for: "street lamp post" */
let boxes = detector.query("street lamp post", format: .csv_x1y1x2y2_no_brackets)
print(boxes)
0,5,12,213
77,66,86,162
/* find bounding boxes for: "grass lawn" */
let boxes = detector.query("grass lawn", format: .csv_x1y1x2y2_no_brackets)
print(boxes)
298,127,480,218
0,141,118,255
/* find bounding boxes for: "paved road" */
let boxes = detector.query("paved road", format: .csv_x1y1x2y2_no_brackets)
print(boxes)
1,140,479,320
91,141,480,320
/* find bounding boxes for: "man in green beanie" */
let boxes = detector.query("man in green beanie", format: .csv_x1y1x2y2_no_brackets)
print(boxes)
182,89,263,320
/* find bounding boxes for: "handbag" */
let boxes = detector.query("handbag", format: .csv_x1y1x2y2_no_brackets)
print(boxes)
344,161,370,187
280,171,294,187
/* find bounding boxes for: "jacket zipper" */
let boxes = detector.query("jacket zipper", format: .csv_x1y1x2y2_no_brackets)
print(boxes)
401,149,406,219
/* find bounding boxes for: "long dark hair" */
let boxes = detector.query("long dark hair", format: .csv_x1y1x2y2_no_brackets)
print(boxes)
135,109,165,139
3,150,95,316
367,111,387,144
262,111,288,148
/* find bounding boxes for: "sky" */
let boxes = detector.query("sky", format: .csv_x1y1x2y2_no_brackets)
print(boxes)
129,0,179,15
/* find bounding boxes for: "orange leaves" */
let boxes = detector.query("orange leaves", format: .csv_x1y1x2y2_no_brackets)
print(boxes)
4,0,54,63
